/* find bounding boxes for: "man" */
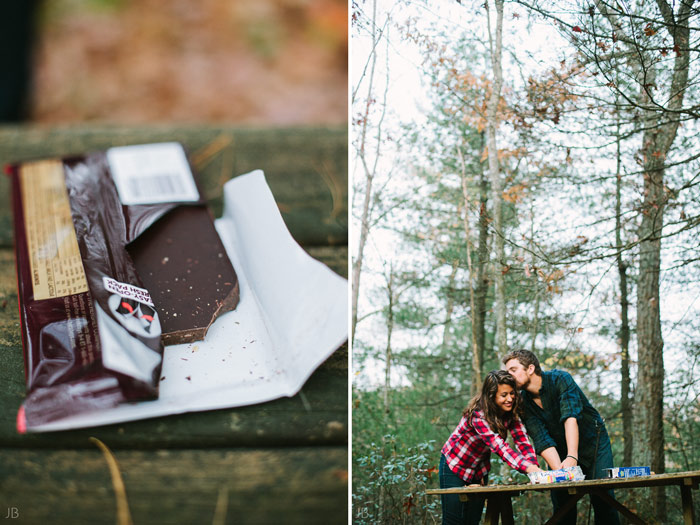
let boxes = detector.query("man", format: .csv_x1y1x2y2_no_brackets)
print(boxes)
503,349,620,525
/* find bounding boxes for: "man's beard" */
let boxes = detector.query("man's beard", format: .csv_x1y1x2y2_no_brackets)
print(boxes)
519,375,531,390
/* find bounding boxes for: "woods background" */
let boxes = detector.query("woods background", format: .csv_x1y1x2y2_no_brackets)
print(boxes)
351,0,700,523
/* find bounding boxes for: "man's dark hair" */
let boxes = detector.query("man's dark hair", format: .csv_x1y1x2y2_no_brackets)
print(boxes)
502,349,542,376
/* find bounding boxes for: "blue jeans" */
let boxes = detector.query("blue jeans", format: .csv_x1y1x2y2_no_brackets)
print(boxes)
550,428,620,524
439,454,486,525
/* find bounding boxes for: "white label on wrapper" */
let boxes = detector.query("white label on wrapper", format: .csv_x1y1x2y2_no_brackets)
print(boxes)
106,142,200,205
102,277,154,306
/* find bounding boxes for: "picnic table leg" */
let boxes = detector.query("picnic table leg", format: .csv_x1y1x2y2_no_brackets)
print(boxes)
590,489,647,525
484,496,500,525
544,491,585,525
482,494,514,525
681,484,696,525
499,495,514,525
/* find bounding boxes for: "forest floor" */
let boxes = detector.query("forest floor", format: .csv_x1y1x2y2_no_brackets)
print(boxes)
29,0,347,125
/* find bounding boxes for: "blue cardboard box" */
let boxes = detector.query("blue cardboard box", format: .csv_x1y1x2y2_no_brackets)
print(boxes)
604,467,651,478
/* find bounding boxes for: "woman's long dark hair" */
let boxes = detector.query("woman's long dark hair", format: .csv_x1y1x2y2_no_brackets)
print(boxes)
463,370,521,438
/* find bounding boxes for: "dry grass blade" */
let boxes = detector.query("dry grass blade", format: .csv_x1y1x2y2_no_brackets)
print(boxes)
212,486,229,525
90,437,134,525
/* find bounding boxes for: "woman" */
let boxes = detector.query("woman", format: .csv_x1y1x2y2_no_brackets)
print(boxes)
439,370,542,524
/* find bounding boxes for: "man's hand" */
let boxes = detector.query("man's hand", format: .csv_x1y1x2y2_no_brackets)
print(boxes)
540,447,563,470
525,464,543,474
563,418,579,469
561,456,578,469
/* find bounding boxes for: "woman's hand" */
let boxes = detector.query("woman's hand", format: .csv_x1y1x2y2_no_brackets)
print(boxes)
525,464,543,474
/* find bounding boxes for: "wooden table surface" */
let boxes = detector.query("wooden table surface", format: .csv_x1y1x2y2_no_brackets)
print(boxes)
427,470,700,495
0,125,348,524
427,470,700,525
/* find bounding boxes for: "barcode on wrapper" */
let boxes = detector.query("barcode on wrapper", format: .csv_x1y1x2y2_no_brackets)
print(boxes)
125,173,185,200
106,143,200,205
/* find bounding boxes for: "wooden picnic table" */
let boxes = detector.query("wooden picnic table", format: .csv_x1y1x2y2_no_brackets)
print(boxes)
426,470,700,525
427,470,700,525
0,125,348,524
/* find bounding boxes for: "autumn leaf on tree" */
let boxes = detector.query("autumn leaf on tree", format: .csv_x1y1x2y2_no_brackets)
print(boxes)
644,23,657,37
480,146,489,162
503,183,527,203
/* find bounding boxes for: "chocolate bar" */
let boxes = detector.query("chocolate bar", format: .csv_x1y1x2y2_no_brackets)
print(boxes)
8,142,240,429
128,205,240,345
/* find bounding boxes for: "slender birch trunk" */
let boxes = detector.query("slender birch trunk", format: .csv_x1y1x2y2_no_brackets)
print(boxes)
383,269,395,415
526,201,540,351
458,147,481,393
474,145,490,365
485,0,506,355
352,0,389,340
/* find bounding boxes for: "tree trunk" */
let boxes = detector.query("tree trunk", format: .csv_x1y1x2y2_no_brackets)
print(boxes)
615,120,633,467
529,201,540,351
633,3,691,518
474,135,489,376
485,0,506,355
352,173,373,341
441,259,459,351
619,267,632,462
352,0,388,340
636,137,666,517
383,269,395,415
618,233,632,469
458,147,482,393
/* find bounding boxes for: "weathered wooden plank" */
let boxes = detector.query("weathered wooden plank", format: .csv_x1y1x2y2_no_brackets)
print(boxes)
427,470,700,494
306,246,348,279
0,446,348,524
0,125,348,247
0,247,348,447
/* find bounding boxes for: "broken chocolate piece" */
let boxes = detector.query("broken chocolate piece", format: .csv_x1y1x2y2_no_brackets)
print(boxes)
127,205,240,345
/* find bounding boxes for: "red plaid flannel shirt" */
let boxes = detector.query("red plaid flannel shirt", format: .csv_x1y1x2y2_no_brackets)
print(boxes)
441,409,537,483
